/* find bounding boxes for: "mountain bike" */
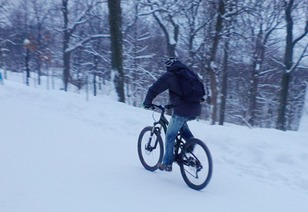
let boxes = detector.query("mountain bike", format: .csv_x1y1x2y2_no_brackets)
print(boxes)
137,104,213,190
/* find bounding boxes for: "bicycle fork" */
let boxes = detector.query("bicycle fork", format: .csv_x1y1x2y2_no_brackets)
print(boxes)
145,126,162,152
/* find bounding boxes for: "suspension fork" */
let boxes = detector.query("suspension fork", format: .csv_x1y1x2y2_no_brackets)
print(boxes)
146,115,168,151
145,123,163,151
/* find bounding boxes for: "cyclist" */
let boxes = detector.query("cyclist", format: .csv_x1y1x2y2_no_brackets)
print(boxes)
143,58,202,172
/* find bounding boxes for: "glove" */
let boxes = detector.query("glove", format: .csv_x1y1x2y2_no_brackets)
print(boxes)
143,102,153,109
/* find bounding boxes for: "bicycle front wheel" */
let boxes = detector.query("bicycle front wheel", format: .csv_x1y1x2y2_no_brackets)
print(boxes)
137,126,164,171
179,138,213,190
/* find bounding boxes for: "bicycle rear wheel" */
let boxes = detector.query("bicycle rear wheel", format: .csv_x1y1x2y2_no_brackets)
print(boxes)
179,138,213,190
137,126,164,171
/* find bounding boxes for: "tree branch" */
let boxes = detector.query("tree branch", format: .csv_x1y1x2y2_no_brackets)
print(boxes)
292,21,308,46
289,42,308,73
65,34,109,53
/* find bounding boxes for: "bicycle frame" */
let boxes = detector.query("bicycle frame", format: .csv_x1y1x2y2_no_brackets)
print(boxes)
147,105,185,158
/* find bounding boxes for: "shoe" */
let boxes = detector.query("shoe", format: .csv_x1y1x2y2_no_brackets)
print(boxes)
158,163,172,172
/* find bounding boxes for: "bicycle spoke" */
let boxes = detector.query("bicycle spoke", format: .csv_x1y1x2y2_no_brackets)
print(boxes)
184,167,198,178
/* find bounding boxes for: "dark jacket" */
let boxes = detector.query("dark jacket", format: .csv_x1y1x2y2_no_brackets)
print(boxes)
144,61,202,118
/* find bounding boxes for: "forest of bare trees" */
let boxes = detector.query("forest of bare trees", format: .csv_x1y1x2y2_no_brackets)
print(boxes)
0,0,307,131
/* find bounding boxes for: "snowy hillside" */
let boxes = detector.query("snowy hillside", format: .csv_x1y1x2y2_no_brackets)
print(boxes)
0,79,308,212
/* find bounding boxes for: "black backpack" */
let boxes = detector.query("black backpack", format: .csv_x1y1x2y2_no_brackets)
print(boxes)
174,68,205,103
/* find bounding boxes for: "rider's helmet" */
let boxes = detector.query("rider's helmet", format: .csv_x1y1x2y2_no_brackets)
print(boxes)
164,57,177,68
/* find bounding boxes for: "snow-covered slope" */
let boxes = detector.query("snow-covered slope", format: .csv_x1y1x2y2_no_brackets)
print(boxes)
0,80,308,212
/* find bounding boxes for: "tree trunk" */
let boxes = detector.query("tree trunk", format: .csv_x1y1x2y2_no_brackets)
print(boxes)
108,0,125,103
277,72,291,131
25,48,30,86
277,0,294,131
152,13,179,57
208,0,225,125
277,0,308,131
219,40,229,125
249,32,265,127
62,0,70,92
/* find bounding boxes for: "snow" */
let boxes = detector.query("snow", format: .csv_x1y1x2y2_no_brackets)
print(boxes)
1,78,308,212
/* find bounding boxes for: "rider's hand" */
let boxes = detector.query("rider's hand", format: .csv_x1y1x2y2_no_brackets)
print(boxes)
143,102,153,109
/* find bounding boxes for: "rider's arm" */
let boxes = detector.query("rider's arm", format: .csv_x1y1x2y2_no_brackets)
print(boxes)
144,73,171,105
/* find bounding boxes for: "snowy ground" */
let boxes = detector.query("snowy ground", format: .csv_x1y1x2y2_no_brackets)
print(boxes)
1,77,308,212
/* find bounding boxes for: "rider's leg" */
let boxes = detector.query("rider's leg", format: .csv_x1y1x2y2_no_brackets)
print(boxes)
180,121,196,153
180,122,194,141
162,115,189,165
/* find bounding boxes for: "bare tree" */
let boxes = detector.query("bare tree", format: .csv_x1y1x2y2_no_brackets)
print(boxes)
206,0,226,125
0,0,7,26
0,0,9,79
218,0,242,125
140,0,180,57
277,0,308,131
178,0,209,65
123,1,158,106
83,10,110,97
61,0,107,91
29,0,53,86
243,0,284,126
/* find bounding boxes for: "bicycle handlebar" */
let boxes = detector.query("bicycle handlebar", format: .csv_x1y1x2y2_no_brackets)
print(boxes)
151,104,173,111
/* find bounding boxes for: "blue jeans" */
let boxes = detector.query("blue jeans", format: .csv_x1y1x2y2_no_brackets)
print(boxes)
162,115,194,165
